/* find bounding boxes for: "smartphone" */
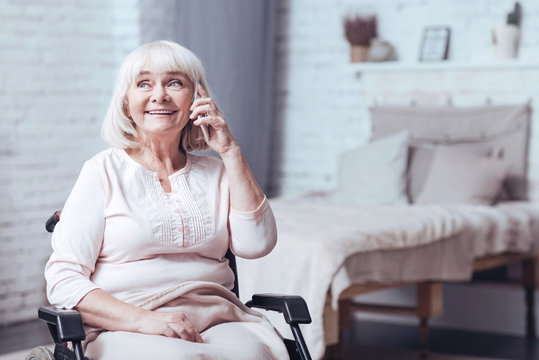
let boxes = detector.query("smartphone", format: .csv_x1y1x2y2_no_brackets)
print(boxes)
193,83,209,140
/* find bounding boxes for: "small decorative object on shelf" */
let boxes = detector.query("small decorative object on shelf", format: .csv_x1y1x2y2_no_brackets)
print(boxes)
492,1,522,59
419,26,451,62
343,15,377,62
367,39,395,62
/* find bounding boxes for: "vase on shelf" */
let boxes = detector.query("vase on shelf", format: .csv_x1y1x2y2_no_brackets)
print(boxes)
344,14,377,63
350,45,369,62
492,24,520,59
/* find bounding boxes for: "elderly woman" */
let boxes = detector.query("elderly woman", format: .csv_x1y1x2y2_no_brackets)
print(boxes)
45,40,287,359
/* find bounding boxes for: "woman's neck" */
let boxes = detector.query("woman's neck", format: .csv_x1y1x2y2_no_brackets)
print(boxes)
127,139,186,177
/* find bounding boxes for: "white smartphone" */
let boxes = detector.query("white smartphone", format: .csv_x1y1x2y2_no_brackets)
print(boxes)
193,83,209,141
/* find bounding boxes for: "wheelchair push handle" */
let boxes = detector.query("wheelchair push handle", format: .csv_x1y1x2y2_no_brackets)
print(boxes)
46,210,62,233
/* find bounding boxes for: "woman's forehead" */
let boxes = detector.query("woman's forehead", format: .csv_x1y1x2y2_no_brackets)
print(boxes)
129,59,193,84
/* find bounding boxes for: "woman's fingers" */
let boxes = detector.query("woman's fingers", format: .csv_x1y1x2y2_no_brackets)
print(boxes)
190,96,212,108
193,115,225,128
189,103,213,119
167,312,202,342
137,311,204,343
167,321,203,343
195,332,204,343
189,85,237,154
162,326,178,338
190,85,218,119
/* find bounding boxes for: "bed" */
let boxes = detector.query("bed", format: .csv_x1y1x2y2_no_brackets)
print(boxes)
236,103,538,360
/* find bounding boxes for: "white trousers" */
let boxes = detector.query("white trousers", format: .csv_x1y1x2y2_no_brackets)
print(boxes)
85,321,290,360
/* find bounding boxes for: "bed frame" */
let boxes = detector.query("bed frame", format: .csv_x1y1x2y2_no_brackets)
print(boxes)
326,249,539,359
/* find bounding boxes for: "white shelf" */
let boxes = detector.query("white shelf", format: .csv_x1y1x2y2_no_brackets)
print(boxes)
353,59,539,75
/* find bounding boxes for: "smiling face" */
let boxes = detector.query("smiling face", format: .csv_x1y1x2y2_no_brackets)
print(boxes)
125,69,195,141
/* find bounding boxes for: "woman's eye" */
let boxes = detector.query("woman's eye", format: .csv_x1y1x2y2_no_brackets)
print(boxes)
169,80,184,87
137,81,151,89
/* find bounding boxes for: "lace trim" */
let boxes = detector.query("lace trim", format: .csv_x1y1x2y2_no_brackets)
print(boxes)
122,151,214,248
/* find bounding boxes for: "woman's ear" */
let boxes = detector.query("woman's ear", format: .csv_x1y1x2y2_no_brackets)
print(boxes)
192,82,199,102
122,98,131,118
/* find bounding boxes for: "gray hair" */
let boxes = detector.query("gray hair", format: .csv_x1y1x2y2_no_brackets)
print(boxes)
101,40,210,152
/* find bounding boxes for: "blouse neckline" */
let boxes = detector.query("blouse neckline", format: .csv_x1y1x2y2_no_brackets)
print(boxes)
117,147,193,179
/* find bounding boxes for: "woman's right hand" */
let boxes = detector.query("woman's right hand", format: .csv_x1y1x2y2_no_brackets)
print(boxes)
75,289,204,343
137,310,204,343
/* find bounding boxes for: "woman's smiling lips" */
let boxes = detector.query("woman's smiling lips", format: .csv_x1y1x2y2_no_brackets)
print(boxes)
144,109,177,117
145,109,177,116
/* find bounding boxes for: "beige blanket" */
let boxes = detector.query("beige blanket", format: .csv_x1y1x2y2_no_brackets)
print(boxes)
84,281,288,360
237,198,539,360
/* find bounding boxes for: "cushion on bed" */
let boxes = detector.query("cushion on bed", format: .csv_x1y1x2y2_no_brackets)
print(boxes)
332,130,409,205
414,145,507,205
370,104,531,201
407,144,436,202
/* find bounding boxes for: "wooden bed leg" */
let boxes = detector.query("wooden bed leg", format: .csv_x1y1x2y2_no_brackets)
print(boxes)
523,258,536,338
418,317,429,359
416,282,443,359
325,299,351,360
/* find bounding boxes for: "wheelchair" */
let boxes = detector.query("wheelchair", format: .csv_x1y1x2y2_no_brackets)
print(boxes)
26,211,312,360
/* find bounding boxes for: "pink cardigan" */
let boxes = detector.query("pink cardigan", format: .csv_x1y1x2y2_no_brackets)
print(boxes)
45,148,277,309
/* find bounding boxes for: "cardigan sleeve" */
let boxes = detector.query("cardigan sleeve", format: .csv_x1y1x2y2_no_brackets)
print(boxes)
45,159,106,309
228,196,277,259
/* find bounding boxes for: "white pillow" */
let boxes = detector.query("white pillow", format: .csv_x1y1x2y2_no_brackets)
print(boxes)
407,144,436,203
414,145,507,205
332,130,410,205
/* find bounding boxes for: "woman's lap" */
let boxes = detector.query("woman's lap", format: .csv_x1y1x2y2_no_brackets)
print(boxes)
85,321,289,360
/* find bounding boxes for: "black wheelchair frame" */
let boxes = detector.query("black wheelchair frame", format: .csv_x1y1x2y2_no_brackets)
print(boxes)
31,211,312,360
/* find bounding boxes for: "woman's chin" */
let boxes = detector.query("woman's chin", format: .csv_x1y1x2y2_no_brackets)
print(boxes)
139,126,183,140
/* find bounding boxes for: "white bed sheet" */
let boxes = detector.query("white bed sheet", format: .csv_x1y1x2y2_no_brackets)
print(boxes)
237,198,539,360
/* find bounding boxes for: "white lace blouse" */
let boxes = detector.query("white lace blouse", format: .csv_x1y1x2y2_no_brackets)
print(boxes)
45,147,277,309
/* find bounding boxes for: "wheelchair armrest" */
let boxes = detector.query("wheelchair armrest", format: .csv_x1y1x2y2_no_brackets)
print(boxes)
38,306,86,343
245,294,312,325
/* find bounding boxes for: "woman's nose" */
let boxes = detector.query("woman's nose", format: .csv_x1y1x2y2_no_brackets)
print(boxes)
151,86,169,102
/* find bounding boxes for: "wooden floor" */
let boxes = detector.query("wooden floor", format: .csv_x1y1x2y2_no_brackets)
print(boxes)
0,320,51,355
2,318,539,359
342,320,539,360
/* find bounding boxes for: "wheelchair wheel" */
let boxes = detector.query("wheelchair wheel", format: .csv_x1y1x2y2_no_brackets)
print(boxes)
25,346,54,360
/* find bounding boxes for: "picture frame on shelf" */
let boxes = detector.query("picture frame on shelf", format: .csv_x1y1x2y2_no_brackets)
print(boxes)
419,26,451,62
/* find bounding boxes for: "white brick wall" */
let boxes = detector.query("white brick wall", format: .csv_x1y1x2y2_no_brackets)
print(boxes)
138,0,177,43
112,0,141,68
0,0,139,325
270,0,539,196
